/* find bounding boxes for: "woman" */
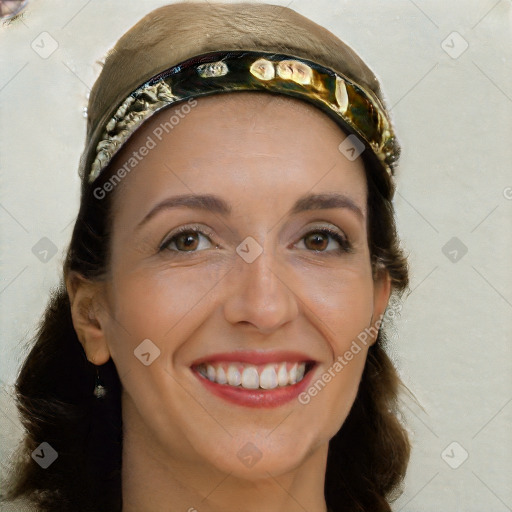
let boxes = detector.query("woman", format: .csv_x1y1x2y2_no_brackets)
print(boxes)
2,2,410,511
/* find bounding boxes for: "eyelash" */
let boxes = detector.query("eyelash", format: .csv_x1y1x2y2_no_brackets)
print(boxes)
159,225,352,254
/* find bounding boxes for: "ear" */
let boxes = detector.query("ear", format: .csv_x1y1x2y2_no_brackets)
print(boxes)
369,265,392,346
66,271,111,365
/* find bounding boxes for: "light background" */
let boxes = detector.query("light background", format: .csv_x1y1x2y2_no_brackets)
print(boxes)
1,1,511,511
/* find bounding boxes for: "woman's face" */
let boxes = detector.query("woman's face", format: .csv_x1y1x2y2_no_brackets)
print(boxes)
91,92,390,480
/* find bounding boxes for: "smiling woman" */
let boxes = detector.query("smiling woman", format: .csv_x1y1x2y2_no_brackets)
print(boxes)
1,3,410,512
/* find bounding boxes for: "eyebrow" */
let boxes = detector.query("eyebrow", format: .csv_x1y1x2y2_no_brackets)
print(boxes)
136,192,364,231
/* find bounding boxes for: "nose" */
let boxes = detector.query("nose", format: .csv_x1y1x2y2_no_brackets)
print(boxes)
222,240,299,334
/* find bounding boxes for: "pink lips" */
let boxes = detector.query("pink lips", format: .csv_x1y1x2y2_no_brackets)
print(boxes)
190,350,317,408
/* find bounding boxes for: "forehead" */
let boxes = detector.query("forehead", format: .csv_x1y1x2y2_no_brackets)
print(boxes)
107,91,368,220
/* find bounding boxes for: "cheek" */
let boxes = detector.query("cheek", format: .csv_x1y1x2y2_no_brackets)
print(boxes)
108,264,221,336
102,263,228,373
101,266,226,431
297,261,375,352
293,262,375,433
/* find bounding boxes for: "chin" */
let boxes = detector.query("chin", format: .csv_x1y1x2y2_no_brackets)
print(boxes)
195,430,317,480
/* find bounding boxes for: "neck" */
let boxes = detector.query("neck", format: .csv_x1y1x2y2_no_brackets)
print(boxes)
121,407,329,512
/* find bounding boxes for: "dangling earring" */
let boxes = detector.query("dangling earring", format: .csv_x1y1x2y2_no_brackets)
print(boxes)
93,365,107,398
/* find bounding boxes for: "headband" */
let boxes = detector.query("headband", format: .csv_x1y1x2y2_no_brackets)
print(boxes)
83,50,399,190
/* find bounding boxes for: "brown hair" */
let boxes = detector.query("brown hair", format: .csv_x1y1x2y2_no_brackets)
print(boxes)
1,3,410,511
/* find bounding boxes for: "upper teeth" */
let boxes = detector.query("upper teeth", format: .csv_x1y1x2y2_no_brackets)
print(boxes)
197,362,307,389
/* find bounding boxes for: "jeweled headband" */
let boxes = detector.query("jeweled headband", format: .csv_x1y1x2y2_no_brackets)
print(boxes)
83,50,399,189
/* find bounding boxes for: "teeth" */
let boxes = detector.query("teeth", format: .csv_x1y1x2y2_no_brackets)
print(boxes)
259,365,278,389
289,363,298,385
241,367,259,389
197,362,308,390
216,366,227,385
277,363,288,387
206,364,216,382
227,365,241,386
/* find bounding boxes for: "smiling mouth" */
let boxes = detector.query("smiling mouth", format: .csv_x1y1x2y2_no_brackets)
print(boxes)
192,361,315,390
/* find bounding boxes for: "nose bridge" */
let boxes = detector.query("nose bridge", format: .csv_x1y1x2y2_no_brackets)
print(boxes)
223,235,298,333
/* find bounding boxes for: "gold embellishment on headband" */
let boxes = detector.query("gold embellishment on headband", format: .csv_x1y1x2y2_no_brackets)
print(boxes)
249,58,275,81
90,81,176,178
197,61,229,78
85,51,399,184
335,77,348,114
275,60,313,85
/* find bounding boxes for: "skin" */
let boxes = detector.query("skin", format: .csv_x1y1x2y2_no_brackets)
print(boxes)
67,92,391,512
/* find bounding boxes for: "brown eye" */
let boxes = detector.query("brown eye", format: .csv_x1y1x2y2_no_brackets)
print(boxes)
175,232,199,251
160,228,215,253
304,232,329,251
297,228,351,254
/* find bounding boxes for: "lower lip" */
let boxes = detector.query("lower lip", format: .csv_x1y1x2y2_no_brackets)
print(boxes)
192,365,316,408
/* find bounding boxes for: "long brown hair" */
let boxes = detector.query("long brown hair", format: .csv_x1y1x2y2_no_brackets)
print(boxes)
1,3,410,511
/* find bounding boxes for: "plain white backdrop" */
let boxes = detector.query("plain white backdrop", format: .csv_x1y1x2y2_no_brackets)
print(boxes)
1,1,511,510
